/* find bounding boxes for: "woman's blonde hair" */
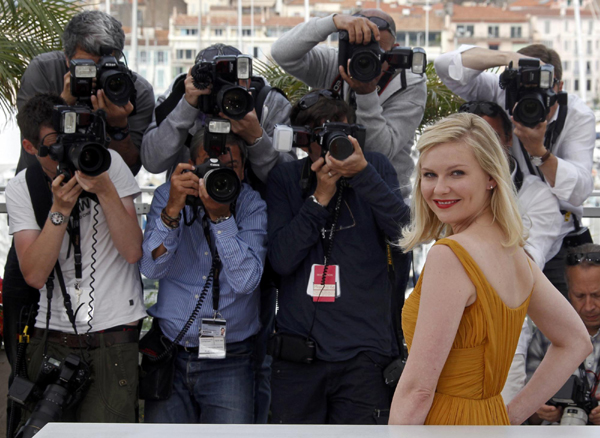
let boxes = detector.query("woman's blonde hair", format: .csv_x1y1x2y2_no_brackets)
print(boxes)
400,113,525,251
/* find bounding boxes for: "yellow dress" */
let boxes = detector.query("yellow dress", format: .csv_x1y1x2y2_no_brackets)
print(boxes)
402,238,532,425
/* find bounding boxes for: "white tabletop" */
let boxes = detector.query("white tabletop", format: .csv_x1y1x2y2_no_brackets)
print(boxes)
34,423,598,438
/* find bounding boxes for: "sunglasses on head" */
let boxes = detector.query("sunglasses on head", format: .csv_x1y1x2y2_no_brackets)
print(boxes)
459,101,504,118
354,14,396,39
298,89,335,111
566,252,600,266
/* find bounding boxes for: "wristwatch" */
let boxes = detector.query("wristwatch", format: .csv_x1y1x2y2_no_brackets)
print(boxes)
530,150,552,167
107,124,130,141
48,211,67,226
211,215,231,224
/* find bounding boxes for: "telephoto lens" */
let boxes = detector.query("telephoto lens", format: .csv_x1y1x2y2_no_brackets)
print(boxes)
217,86,254,120
67,142,112,176
514,94,546,128
194,158,241,204
349,49,382,82
97,70,134,106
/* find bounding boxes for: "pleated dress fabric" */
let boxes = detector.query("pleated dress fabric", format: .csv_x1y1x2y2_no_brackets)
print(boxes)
402,238,531,425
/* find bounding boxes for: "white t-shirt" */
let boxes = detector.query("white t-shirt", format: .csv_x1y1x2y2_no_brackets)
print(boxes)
6,150,147,333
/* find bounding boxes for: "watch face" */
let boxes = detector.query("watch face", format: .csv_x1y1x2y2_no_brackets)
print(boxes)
50,212,65,225
531,156,543,166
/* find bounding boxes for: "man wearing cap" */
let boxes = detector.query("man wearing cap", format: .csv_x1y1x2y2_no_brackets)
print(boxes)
141,43,293,183
271,9,427,199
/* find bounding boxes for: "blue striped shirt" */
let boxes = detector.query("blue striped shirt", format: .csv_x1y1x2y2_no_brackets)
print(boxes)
140,182,267,346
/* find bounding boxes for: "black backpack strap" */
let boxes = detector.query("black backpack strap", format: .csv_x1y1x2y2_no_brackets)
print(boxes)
251,76,287,122
25,161,53,229
155,74,187,127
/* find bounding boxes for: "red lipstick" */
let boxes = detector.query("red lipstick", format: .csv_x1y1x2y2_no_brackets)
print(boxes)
433,200,459,209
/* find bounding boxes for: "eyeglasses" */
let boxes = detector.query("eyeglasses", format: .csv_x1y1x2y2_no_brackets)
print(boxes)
298,89,335,110
354,14,396,39
566,252,600,266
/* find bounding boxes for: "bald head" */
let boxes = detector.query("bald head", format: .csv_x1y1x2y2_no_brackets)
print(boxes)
357,9,396,36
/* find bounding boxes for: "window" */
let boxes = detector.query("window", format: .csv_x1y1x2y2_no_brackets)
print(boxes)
176,49,184,60
456,24,474,37
587,79,591,91
575,79,579,91
140,50,147,63
157,51,165,64
157,70,164,88
488,26,499,38
565,40,569,51
545,20,550,34
563,61,569,71
185,49,193,59
242,29,252,36
215,29,223,36
174,66,185,76
140,68,147,79
565,20,569,32
488,44,499,50
587,61,591,74
511,26,522,38
180,28,198,36
587,40,592,55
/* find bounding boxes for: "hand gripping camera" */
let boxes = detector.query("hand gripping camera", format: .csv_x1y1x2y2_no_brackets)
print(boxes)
273,122,366,161
43,105,112,181
9,353,91,438
191,55,254,120
338,31,426,83
70,47,136,106
548,375,599,425
186,158,241,206
499,58,565,128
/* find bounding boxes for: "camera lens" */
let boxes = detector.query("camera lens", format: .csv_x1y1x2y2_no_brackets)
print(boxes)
326,132,354,160
349,50,381,82
514,93,546,128
204,168,241,204
217,86,254,120
68,142,112,176
98,71,134,106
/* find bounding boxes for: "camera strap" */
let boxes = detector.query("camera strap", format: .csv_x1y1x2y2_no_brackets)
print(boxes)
201,215,222,314
544,103,568,152
68,207,84,288
330,68,399,102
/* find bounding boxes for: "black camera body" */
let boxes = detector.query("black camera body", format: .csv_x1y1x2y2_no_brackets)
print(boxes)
191,55,254,120
70,52,136,106
548,375,598,425
267,333,316,364
499,58,560,128
45,105,112,182
9,353,91,438
273,122,366,161
185,158,241,206
316,122,366,161
338,31,427,82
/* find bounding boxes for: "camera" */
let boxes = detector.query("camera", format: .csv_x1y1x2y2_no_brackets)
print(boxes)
548,375,598,425
43,105,111,181
185,158,241,206
8,353,91,438
267,333,316,364
338,31,426,82
191,55,254,120
273,122,366,161
70,47,136,106
499,58,564,128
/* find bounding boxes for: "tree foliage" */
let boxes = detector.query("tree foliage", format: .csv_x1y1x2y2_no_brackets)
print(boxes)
0,0,81,116
254,56,463,131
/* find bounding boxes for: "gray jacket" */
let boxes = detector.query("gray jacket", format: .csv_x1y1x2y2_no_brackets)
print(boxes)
141,73,293,182
271,15,427,197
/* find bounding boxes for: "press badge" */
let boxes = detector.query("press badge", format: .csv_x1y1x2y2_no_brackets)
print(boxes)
306,264,340,302
198,318,226,359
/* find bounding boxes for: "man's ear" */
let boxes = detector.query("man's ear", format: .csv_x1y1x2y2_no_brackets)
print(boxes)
22,138,38,156
64,53,70,68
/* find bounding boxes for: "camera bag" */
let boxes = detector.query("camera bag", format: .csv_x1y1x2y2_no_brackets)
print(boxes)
138,319,177,401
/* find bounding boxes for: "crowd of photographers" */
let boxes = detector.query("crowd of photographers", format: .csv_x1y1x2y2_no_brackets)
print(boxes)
2,7,599,435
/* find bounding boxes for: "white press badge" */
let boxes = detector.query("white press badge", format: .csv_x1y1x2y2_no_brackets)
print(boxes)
306,264,341,302
199,318,226,359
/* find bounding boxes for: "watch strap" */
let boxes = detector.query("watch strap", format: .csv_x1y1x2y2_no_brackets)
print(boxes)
107,123,130,141
540,149,552,164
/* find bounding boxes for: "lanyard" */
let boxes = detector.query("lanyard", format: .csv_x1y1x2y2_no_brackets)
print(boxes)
201,214,222,314
67,204,83,288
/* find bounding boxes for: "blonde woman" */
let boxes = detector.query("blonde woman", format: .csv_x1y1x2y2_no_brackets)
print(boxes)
389,113,591,425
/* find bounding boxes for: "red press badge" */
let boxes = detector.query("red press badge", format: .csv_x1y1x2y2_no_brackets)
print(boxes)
312,265,337,302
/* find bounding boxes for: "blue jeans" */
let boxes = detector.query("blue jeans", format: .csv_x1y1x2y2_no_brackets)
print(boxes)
144,338,255,424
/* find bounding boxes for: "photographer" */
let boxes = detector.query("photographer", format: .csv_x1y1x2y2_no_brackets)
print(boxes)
271,9,427,198
139,131,267,424
141,43,293,182
5,93,146,426
266,91,410,424
526,243,600,425
435,45,596,296
16,10,154,175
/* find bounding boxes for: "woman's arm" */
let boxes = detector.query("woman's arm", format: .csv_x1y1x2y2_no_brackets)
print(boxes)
507,264,592,425
389,244,475,424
